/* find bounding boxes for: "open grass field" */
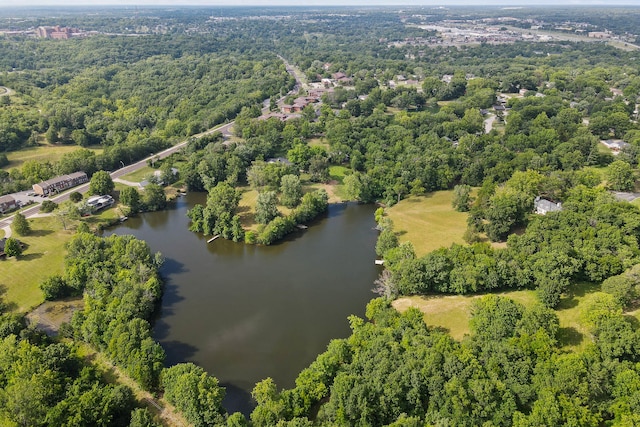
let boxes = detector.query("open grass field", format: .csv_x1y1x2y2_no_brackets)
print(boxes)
386,191,469,257
237,187,295,231
3,144,103,170
301,165,349,203
0,204,123,312
393,281,609,351
120,166,156,183
0,216,74,312
236,177,347,230
307,137,330,149
393,290,537,341
237,188,260,230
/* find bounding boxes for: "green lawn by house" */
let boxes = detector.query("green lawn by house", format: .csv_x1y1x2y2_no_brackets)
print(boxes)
3,144,103,171
386,191,470,257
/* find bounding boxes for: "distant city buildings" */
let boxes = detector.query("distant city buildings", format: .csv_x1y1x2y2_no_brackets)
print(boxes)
36,26,81,39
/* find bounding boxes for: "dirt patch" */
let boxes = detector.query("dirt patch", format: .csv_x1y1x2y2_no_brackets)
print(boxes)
27,297,84,336
316,183,342,203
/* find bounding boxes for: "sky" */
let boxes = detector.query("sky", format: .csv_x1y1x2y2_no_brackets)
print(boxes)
3,0,640,6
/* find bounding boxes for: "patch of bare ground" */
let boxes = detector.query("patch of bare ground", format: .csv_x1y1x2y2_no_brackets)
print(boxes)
26,297,84,336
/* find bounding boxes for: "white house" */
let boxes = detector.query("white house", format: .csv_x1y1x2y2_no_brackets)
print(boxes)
534,197,562,215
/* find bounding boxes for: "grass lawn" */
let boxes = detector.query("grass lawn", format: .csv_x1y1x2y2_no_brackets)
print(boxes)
3,144,103,170
393,281,606,351
0,216,74,312
299,166,350,203
0,205,123,312
386,191,469,257
554,282,601,351
393,290,537,341
237,188,259,230
308,137,330,149
237,187,295,231
120,166,156,183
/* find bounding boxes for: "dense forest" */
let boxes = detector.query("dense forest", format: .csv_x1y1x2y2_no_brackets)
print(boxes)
2,5,640,426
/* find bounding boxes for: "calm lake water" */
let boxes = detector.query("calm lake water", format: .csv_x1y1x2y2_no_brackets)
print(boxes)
107,193,380,414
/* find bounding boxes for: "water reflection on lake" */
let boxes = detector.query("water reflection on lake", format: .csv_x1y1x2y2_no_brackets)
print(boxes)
108,193,380,414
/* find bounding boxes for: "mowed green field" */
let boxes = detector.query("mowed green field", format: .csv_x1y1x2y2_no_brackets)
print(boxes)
386,191,469,257
237,187,295,231
393,290,537,342
385,191,615,350
393,282,606,351
119,166,156,183
0,216,74,312
3,144,104,170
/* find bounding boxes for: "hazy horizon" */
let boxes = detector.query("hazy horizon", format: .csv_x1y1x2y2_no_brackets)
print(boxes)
3,0,640,8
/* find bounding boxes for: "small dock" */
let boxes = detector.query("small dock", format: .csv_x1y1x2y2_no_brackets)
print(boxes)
207,234,220,243
375,259,385,265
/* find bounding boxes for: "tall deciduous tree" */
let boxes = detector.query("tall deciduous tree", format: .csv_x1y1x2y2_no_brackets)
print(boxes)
120,186,142,214
606,160,635,191
55,200,80,230
161,363,226,427
280,174,302,208
255,191,279,224
88,170,114,195
142,184,166,212
452,184,472,212
11,212,30,236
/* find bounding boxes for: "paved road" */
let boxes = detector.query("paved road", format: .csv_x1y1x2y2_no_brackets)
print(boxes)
0,55,302,233
0,121,234,231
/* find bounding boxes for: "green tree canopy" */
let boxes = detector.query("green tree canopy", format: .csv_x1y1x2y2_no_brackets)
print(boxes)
11,212,30,236
88,170,115,195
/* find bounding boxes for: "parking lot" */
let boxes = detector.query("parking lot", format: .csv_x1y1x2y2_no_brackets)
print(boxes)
10,190,45,207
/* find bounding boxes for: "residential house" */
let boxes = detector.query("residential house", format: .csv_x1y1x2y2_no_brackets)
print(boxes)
0,195,17,214
534,197,562,215
32,171,88,196
267,157,292,166
259,112,302,122
600,139,630,155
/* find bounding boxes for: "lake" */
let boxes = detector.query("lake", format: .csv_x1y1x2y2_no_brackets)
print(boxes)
108,192,380,414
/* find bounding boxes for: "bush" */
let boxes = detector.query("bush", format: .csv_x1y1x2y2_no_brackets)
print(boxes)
3,237,22,258
245,231,257,244
257,217,295,245
40,200,58,213
69,191,83,203
40,275,70,300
